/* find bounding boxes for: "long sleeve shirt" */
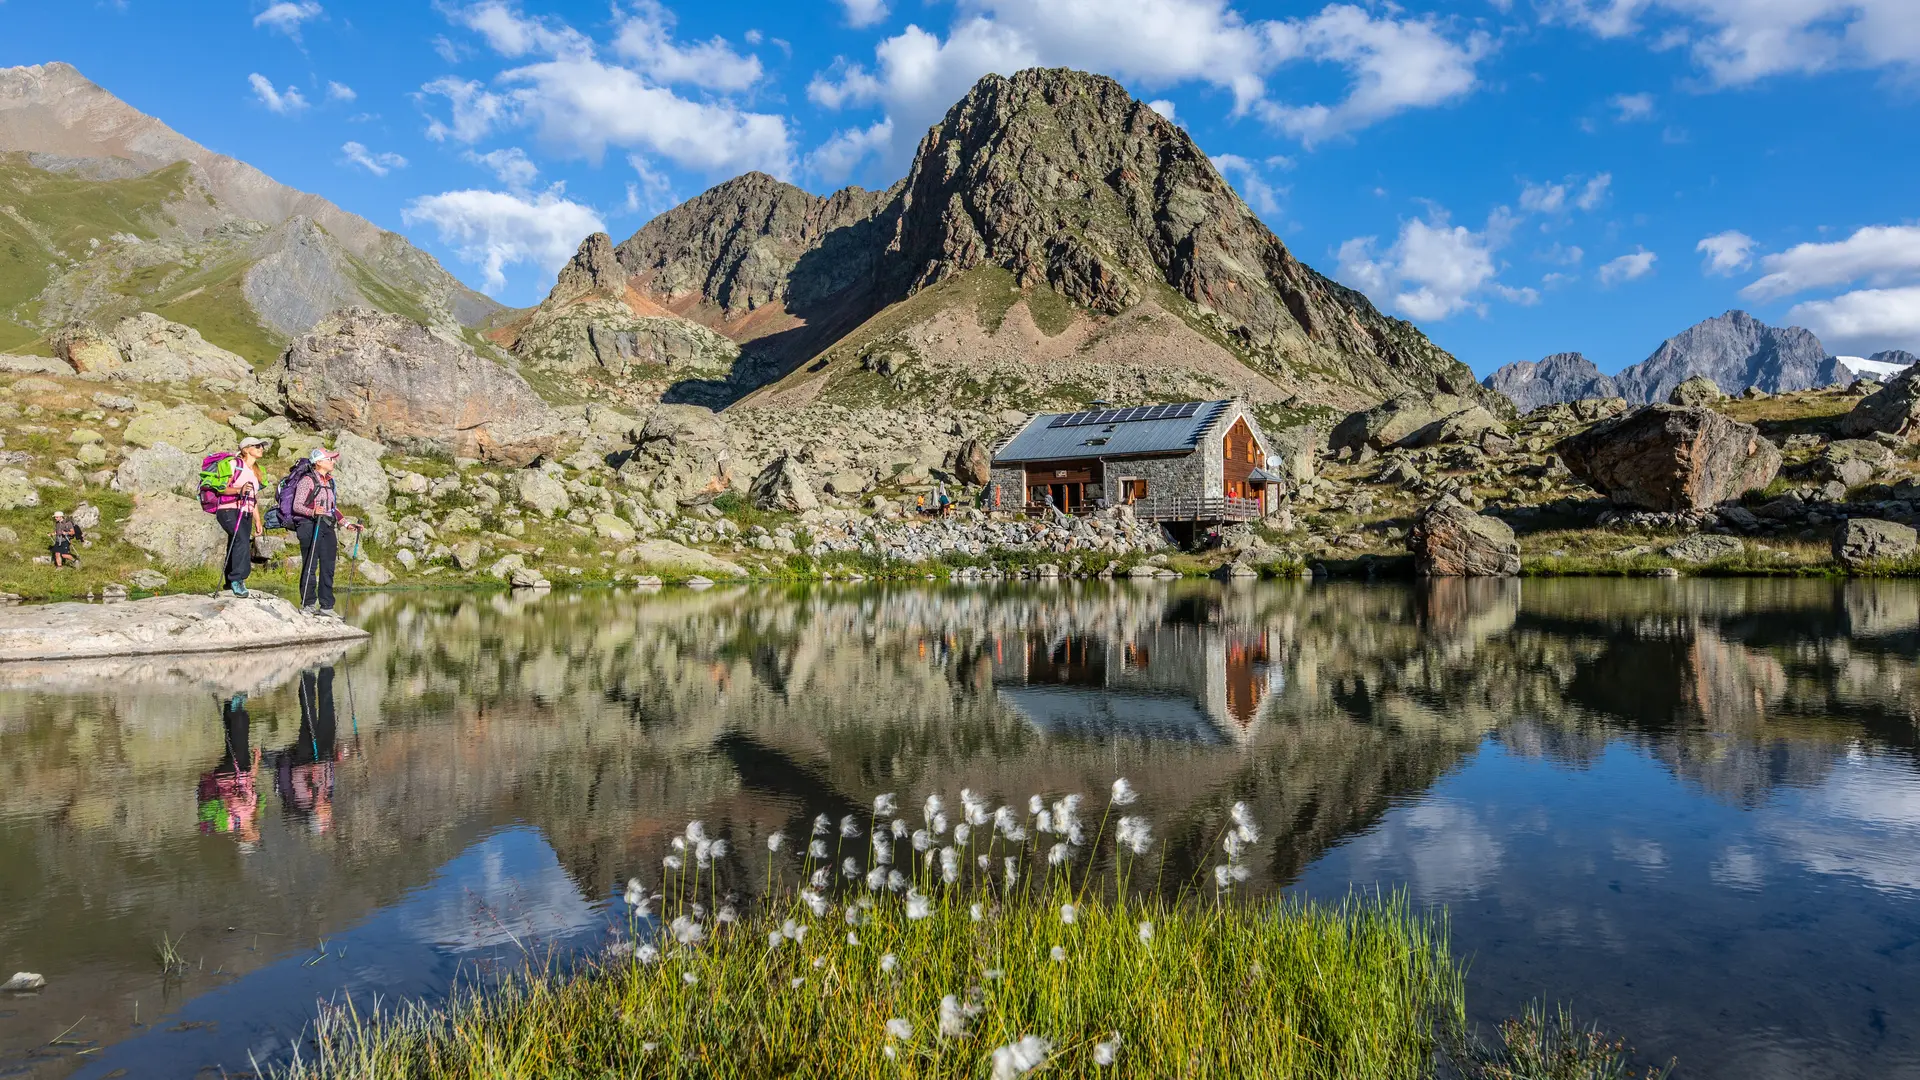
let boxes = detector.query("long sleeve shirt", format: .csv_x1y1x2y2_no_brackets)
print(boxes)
292,473,343,523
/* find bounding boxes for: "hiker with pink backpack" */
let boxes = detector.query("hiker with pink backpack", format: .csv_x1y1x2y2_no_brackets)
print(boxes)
199,437,271,598
285,447,361,618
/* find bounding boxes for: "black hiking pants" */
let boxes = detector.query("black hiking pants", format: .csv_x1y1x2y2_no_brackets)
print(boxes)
215,508,253,585
296,518,336,609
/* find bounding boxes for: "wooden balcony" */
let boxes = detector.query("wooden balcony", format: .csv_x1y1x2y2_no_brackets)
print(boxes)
1024,496,1265,523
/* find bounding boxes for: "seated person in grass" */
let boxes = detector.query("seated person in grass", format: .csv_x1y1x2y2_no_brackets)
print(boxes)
50,510,84,568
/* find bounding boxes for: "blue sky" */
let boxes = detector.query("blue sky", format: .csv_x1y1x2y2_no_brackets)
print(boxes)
2,0,1916,376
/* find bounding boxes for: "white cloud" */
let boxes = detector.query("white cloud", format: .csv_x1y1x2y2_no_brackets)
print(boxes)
341,141,408,176
625,154,679,217
1598,246,1657,284
254,1,322,38
806,119,895,184
1336,210,1505,320
327,81,356,102
1518,172,1608,215
1554,0,1920,85
502,58,795,175
1610,91,1655,121
1259,6,1490,143
1742,225,1920,300
422,77,513,143
807,1,1484,165
1211,153,1284,217
429,3,794,176
401,188,606,294
1519,179,1568,215
1147,99,1178,122
465,147,540,190
612,0,763,92
1789,286,1920,354
247,73,309,115
433,34,469,63
1575,173,1611,211
840,0,890,28
1696,230,1755,275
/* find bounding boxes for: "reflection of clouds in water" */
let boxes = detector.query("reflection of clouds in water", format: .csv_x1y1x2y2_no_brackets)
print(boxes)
403,827,602,951
1610,836,1669,872
1759,755,1920,897
1711,846,1765,891
1348,800,1505,901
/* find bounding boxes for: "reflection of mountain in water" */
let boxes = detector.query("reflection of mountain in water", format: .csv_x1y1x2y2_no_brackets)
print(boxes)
8,579,1920,1077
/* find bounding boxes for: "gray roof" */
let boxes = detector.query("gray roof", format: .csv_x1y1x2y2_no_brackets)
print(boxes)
993,401,1232,464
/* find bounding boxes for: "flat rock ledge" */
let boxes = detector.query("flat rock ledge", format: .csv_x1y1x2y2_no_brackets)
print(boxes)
0,594,368,662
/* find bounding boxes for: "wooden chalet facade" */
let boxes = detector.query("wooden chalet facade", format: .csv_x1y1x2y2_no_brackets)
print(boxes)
987,401,1286,524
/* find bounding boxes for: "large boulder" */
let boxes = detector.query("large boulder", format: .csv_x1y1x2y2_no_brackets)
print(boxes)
0,468,39,511
1556,404,1781,511
1667,375,1725,407
618,539,747,580
328,431,390,512
122,493,226,568
952,438,992,486
1833,518,1918,569
54,314,252,383
1842,365,1920,441
515,469,571,515
271,307,561,466
748,454,818,512
1408,497,1520,577
1331,394,1467,453
1266,424,1324,483
619,404,736,504
124,404,231,455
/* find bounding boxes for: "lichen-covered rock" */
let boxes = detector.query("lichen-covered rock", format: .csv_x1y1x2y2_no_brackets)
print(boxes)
0,469,39,511
121,493,225,568
1833,518,1918,569
272,307,561,466
748,454,817,512
355,559,394,586
619,404,736,504
952,438,992,486
1667,375,1724,407
1663,533,1744,563
515,469,570,515
1556,404,1781,511
1266,424,1323,483
123,404,231,455
591,512,636,543
1409,498,1520,576
1842,365,1920,441
1331,395,1469,453
513,297,739,378
53,313,253,383
329,431,390,512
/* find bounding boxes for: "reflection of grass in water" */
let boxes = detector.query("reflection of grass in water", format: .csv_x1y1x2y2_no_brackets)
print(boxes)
1461,1002,1673,1080
283,787,1654,1080
154,931,191,977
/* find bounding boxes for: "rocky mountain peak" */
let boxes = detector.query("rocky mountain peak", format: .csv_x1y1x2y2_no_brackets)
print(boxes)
547,231,628,307
1482,352,1620,414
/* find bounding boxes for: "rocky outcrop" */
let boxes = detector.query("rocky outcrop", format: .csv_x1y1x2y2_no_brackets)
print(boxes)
1556,404,1782,511
1409,498,1520,576
544,232,628,307
1482,352,1620,414
1331,394,1500,453
1841,365,1920,441
53,314,253,383
113,444,198,496
1668,375,1724,407
618,405,737,507
952,438,992,486
123,404,231,455
271,308,561,466
1833,519,1918,569
511,297,737,378
0,592,366,661
748,454,817,512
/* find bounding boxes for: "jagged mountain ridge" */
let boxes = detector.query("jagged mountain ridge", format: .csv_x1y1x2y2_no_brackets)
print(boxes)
0,62,499,360
1484,310,1854,412
530,68,1497,414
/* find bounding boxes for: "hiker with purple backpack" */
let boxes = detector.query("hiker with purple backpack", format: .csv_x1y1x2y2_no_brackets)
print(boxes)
288,448,361,618
200,436,271,598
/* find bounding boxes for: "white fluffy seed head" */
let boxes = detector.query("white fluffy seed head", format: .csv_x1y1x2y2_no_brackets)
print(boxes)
906,890,932,920
880,952,898,973
1050,945,1067,962
671,835,686,851
874,793,898,816
1117,815,1153,855
1138,920,1154,944
767,831,786,852
1231,801,1259,843
931,812,949,836
1029,794,1044,815
1003,857,1020,885
939,994,970,1038
1095,1035,1122,1066
886,1017,913,1041
924,793,945,822
662,854,682,871
840,815,862,839
941,847,961,884
842,856,860,879
891,817,910,838
683,971,698,985
1059,903,1077,924
812,814,831,836
809,840,829,860
993,1036,1053,1080
685,820,707,843
1214,864,1235,889
810,867,829,890
971,902,985,921
887,869,908,892
802,888,829,917
912,828,932,852
1048,842,1070,866
866,866,887,891
847,930,860,946
634,943,659,964
954,822,971,845
768,929,785,949
1111,778,1138,806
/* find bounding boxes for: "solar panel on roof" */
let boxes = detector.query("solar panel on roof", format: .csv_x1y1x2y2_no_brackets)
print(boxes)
1045,402,1204,428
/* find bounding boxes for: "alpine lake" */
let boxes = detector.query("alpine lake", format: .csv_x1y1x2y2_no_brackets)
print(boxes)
3,578,1918,1079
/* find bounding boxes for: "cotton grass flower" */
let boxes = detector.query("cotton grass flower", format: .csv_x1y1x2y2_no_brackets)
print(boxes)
1003,857,1020,885
716,904,738,924
1059,903,1077,925
781,919,807,943
669,916,704,945
634,943,659,964
866,866,887,891
1117,815,1152,855
1138,920,1154,944
813,813,832,836
671,836,686,851
912,828,933,852
891,817,909,838
906,890,932,920
842,856,860,879
954,822,971,845
961,788,989,826
790,977,806,989
840,815,862,839
767,930,785,949
874,793,898,816
885,1017,913,1041
939,994,976,1038
991,1035,1052,1080
1050,945,1067,962
887,869,908,892
767,831,786,853
880,952,898,973
924,793,945,823
1048,842,1070,866
970,902,984,922
685,821,707,843
931,812,949,836
810,868,830,890
1029,794,1045,816
1231,801,1259,843
801,889,829,917
1111,778,1138,806
1094,1034,1122,1066
847,930,860,946
682,971,698,985
941,847,961,883
662,853,683,872
809,840,829,860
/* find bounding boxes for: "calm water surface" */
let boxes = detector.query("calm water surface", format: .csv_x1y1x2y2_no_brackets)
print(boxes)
2,580,1918,1078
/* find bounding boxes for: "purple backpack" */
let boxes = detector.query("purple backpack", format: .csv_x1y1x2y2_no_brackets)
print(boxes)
273,458,317,529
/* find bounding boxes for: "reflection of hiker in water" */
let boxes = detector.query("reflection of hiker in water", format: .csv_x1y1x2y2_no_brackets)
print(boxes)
277,667,339,834
197,692,262,850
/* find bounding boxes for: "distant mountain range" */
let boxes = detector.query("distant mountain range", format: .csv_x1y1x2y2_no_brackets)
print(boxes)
1483,310,1915,413
0,62,498,361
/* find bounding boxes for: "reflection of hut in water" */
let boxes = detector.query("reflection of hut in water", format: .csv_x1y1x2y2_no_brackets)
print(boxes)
991,624,1278,744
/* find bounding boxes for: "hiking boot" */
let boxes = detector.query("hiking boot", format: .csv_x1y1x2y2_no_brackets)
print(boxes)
301,602,321,615
229,581,250,598
317,607,340,620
